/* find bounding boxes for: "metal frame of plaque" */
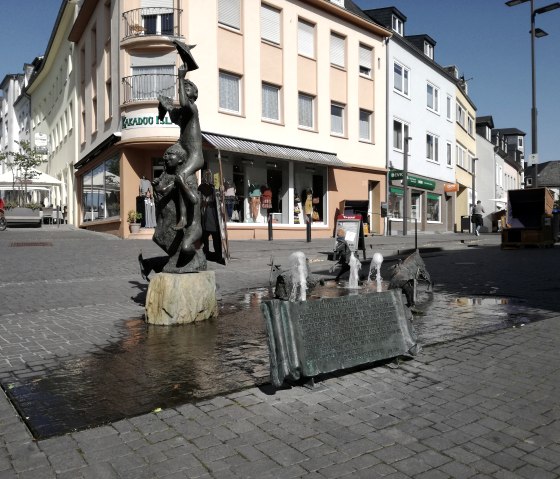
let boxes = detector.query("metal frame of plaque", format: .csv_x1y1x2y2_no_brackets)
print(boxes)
261,289,419,387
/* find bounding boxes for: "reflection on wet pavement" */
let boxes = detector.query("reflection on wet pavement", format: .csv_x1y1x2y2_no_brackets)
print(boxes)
2,285,555,439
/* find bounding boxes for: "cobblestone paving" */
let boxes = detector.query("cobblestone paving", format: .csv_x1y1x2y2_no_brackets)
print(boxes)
0,227,558,477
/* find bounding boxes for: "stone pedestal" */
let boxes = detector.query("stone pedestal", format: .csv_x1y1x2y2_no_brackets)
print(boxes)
145,271,218,325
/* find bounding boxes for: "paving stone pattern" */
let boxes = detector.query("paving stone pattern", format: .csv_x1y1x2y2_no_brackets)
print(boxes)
0,226,559,477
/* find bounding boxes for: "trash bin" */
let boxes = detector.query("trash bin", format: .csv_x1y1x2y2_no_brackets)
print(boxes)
461,215,471,233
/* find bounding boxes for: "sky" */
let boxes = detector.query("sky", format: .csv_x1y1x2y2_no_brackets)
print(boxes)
0,0,558,162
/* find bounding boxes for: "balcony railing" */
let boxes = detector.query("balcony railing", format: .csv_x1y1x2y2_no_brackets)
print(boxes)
122,7,182,40
122,74,176,104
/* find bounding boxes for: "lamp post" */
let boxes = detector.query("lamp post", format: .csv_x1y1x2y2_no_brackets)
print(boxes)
506,0,560,188
402,136,411,236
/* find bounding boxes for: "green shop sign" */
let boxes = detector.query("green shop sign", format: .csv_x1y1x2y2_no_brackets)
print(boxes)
121,115,175,129
389,170,436,190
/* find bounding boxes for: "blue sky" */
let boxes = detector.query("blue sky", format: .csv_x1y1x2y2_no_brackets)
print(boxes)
1,0,558,162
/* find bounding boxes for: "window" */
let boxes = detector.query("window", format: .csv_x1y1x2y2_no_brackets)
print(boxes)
426,133,439,162
298,19,314,58
446,142,452,167
359,44,372,77
262,83,280,121
468,115,474,136
130,65,175,101
218,0,241,30
456,143,466,168
424,42,433,59
394,62,409,96
359,109,372,141
526,177,533,187
518,137,523,147
393,119,409,151
81,156,120,223
261,4,280,45
446,96,452,121
468,152,475,173
392,15,403,35
142,12,174,35
298,93,314,129
330,32,345,68
427,194,441,222
331,103,344,136
456,101,466,129
427,83,439,112
219,71,241,113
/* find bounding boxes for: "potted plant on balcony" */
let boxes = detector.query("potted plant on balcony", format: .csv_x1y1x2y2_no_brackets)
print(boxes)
127,210,142,234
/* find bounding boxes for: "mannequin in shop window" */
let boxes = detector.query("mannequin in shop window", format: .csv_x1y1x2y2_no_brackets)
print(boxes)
304,188,313,222
224,180,236,220
199,169,223,263
249,184,261,222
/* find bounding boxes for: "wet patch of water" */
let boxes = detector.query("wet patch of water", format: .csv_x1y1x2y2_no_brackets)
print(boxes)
2,284,552,439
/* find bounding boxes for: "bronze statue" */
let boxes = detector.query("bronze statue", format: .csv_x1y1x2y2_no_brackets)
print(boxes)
139,41,206,277
388,250,432,306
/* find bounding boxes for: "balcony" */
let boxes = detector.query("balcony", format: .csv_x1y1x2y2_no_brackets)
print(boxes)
122,7,182,40
122,74,176,104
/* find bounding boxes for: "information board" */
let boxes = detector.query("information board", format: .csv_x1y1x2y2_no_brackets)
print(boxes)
334,214,366,258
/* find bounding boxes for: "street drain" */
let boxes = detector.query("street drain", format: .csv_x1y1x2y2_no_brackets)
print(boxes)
10,242,53,247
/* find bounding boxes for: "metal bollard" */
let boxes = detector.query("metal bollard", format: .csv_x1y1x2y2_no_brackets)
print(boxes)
268,213,273,241
306,215,311,242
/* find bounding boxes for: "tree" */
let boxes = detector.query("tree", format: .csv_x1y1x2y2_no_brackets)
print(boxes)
8,141,46,206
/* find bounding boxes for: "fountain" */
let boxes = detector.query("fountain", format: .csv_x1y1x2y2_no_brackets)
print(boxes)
368,252,384,293
289,252,308,302
347,253,361,289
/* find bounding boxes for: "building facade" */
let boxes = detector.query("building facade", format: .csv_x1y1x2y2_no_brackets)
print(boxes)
67,0,391,239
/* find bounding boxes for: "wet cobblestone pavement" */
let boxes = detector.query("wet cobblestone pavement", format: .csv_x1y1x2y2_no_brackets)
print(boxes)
2,282,556,440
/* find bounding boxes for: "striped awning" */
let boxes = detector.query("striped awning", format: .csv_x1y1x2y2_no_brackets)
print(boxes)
202,132,344,167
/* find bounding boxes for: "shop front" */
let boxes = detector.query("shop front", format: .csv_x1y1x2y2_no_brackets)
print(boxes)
387,170,452,234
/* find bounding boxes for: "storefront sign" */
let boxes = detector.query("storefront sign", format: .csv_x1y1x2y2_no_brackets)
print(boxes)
444,183,459,193
389,170,436,191
121,115,175,129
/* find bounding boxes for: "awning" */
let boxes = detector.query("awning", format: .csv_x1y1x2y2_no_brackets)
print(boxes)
202,132,344,167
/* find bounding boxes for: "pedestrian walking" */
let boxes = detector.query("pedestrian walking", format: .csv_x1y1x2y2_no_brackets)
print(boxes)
472,200,484,236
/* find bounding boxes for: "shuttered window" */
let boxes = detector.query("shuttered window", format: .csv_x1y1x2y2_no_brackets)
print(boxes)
297,19,314,58
218,0,241,30
261,4,280,44
330,33,345,68
359,44,372,77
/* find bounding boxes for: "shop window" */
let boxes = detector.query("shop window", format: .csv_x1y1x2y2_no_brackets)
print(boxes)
427,193,441,222
81,157,120,222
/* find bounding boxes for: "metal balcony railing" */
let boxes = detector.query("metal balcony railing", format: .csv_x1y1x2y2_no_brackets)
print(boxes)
122,74,176,104
122,7,182,40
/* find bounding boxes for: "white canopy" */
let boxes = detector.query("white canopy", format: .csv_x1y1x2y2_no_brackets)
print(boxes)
0,168,62,187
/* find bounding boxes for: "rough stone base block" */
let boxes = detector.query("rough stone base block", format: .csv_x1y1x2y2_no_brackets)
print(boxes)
145,271,218,325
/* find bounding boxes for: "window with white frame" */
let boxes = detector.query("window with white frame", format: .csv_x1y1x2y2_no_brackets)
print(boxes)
394,62,409,96
446,95,452,121
130,64,175,101
467,115,474,136
427,194,441,222
424,42,433,59
427,83,439,112
446,142,452,166
331,103,345,136
297,19,314,58
298,93,314,129
261,4,280,45
518,137,523,147
392,15,403,35
330,32,345,68
456,101,467,129
456,143,466,168
359,44,372,77
219,71,241,113
426,133,439,162
262,83,280,121
467,152,474,172
359,109,372,141
218,0,241,30
393,119,409,151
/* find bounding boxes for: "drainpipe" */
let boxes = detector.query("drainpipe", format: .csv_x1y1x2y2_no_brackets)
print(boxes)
384,37,390,236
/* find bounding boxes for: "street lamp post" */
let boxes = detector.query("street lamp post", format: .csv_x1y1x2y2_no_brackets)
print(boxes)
506,0,560,188
403,137,411,236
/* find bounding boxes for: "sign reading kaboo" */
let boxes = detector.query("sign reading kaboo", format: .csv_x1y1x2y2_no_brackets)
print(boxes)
261,290,419,387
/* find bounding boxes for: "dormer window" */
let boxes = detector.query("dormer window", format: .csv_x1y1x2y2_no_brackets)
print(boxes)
424,42,433,59
392,15,403,35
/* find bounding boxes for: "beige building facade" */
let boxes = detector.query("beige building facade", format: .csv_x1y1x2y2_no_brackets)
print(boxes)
68,0,390,239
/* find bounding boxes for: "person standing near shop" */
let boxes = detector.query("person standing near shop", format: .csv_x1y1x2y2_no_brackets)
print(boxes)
199,169,223,263
472,200,485,236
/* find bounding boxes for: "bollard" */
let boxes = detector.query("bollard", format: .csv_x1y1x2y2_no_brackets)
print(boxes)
268,213,273,241
414,218,418,250
306,215,311,242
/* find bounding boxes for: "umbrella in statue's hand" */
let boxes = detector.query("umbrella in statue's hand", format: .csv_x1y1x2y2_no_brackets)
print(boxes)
173,40,198,71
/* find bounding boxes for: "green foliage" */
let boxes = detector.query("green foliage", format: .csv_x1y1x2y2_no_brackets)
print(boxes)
3,201,41,211
127,210,142,223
